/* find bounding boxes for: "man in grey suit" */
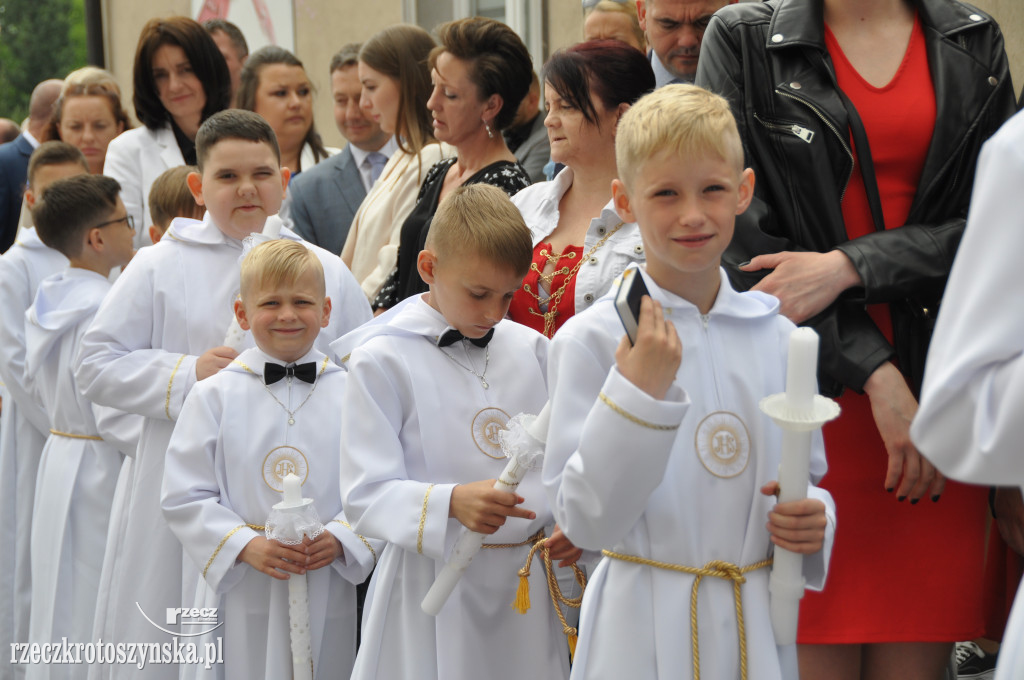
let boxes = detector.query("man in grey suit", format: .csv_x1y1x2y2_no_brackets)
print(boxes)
503,71,549,184
284,44,394,255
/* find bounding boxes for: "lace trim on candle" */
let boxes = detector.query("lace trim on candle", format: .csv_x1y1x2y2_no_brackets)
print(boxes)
601,550,772,680
417,484,435,555
166,354,187,420
49,429,103,441
333,520,377,565
598,392,679,431
204,524,259,578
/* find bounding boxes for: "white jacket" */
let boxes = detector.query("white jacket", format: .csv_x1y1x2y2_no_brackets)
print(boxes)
511,167,645,315
103,124,184,250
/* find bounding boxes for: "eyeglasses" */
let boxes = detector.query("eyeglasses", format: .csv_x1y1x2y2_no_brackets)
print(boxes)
94,214,135,232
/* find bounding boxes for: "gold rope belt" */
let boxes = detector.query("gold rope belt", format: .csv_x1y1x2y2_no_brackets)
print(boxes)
510,531,588,659
602,549,772,680
49,429,103,441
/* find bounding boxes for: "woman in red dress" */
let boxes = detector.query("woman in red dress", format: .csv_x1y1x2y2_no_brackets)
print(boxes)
697,0,1016,677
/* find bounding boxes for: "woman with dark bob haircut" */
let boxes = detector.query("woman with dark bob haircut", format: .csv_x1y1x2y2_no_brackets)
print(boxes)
507,40,654,337
236,45,333,178
373,15,535,307
104,16,230,247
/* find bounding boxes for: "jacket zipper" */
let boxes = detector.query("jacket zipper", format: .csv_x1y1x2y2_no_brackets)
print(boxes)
754,113,815,143
775,89,855,202
700,314,724,408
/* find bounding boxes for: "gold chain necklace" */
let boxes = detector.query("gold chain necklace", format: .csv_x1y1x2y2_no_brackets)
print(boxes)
522,221,624,338
233,357,329,425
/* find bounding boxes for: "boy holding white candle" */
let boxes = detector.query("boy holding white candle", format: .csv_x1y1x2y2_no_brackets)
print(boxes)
74,109,370,678
161,238,379,679
24,175,141,676
335,184,580,680
543,84,836,680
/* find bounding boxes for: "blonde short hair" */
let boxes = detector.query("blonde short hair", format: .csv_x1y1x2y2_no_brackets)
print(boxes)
616,84,744,190
426,183,532,277
148,166,202,229
585,0,646,50
239,239,325,301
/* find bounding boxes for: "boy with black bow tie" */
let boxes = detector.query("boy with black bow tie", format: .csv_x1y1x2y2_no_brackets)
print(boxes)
75,110,369,676
334,184,582,680
162,238,380,679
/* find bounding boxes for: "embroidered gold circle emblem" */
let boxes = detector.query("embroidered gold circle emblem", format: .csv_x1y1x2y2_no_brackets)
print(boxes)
694,411,751,479
262,446,309,492
471,407,512,460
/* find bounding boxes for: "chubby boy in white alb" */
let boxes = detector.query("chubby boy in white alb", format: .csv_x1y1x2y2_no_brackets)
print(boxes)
544,85,836,680
161,239,380,680
0,142,83,666
336,184,582,680
24,175,140,680
74,110,371,678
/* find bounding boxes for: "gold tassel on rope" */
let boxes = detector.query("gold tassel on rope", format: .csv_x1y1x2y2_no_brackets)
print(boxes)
513,569,531,614
510,534,588,657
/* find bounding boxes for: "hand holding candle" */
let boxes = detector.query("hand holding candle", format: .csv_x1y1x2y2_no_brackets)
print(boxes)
759,327,839,645
421,404,550,616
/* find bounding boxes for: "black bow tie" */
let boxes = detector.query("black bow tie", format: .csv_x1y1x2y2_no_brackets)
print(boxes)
264,362,316,385
437,328,494,348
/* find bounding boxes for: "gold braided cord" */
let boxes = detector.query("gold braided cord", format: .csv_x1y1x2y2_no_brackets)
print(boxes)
49,429,103,441
598,392,680,431
334,519,378,565
522,222,625,338
417,484,435,555
602,550,772,680
516,533,588,654
481,528,546,550
166,354,187,420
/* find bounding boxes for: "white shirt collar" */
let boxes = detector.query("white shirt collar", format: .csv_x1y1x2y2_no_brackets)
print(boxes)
22,129,41,149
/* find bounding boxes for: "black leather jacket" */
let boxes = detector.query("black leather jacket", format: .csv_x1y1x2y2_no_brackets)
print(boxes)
696,0,1016,396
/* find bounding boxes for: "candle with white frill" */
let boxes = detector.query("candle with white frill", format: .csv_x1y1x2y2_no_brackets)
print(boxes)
421,403,550,616
277,473,314,680
759,327,839,645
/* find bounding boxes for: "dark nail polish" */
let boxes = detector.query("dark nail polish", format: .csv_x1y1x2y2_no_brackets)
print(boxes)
932,495,941,503
910,498,919,505
897,496,906,502
886,487,894,493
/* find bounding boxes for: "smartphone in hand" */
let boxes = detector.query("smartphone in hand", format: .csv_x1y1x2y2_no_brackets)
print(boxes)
615,268,650,346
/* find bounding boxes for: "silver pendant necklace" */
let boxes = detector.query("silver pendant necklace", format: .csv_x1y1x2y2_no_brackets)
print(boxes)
439,345,490,389
236,359,327,425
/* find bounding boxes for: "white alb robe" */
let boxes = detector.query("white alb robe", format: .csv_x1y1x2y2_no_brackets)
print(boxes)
911,111,1024,680
161,347,379,679
545,267,835,680
23,269,141,680
74,214,371,680
0,227,67,677
334,296,574,680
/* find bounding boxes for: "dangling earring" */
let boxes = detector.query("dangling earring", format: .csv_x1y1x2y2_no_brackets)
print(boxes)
483,119,494,139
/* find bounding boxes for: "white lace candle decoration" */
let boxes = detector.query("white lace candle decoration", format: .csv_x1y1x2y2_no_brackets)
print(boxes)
759,327,840,645
421,403,550,616
265,471,322,680
223,214,286,351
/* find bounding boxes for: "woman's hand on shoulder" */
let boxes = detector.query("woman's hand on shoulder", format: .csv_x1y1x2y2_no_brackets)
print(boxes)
743,250,861,323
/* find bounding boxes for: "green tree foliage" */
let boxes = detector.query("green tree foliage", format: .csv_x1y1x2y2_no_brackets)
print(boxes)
0,0,87,123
